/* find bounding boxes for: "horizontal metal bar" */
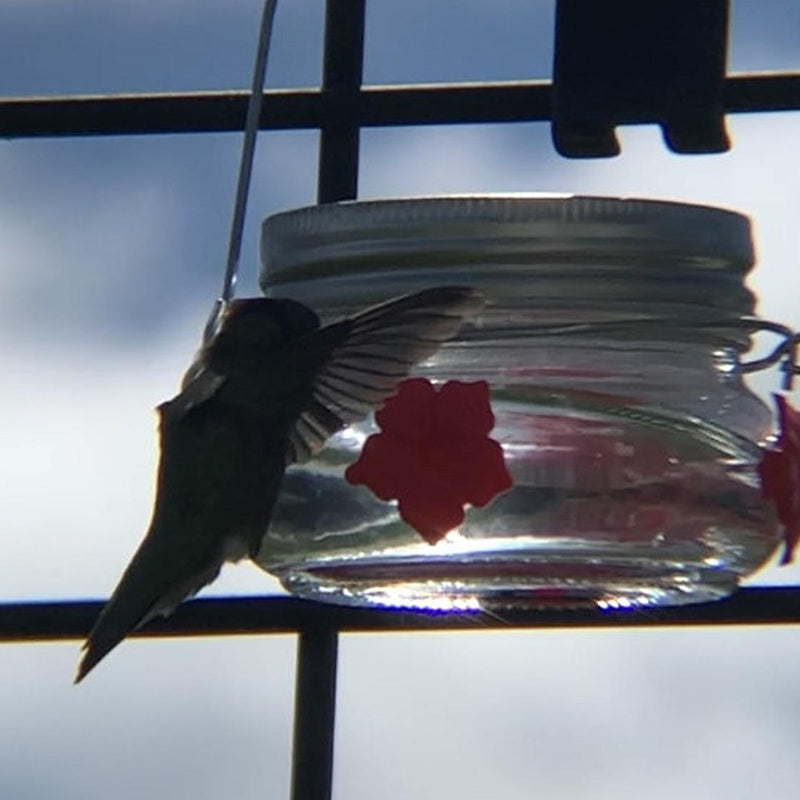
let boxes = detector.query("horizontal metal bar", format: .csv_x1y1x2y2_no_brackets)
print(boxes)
2,587,800,643
0,83,548,138
725,72,800,113
1,72,798,139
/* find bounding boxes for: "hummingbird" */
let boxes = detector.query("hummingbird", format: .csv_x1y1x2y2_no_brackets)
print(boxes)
75,286,483,682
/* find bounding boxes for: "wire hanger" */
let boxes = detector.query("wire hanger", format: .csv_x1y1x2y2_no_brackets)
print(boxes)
204,0,279,343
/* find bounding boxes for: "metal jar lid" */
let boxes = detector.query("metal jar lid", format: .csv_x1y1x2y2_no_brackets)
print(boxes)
262,194,753,279
260,195,756,325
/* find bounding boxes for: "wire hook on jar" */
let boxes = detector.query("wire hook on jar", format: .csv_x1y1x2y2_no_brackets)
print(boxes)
737,319,800,390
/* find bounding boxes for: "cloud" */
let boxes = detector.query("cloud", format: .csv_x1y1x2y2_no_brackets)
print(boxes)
336,628,800,799
0,0,322,95
729,0,800,70
0,126,322,346
0,308,285,601
0,634,296,800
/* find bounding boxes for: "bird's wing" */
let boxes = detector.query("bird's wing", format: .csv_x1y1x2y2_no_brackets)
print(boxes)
287,286,484,463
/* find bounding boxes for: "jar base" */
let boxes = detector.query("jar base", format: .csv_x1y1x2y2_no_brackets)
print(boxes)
275,549,743,612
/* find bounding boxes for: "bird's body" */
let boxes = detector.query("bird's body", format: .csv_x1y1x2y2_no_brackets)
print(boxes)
76,287,482,682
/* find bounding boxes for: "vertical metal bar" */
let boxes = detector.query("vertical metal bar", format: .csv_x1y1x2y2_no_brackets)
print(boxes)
317,0,366,202
290,627,340,800
290,2,363,795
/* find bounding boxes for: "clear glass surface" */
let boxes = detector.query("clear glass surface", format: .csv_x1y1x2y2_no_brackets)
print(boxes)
257,196,780,610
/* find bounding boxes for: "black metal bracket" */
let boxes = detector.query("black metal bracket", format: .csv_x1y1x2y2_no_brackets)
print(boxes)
552,0,731,157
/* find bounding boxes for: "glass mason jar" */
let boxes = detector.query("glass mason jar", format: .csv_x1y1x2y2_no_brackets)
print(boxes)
256,195,780,610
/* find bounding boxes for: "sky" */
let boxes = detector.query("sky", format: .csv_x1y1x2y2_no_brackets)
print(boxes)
2,1,800,799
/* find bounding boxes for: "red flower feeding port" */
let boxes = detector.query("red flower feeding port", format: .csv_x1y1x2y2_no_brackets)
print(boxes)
345,379,513,544
759,394,800,564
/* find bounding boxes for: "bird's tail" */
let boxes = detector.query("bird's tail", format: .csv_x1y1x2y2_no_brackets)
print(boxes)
75,540,222,683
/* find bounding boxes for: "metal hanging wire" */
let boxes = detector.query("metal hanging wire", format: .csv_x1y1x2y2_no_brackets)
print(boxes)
203,0,279,343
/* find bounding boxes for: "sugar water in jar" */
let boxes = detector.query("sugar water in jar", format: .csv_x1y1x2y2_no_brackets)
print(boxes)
255,195,779,610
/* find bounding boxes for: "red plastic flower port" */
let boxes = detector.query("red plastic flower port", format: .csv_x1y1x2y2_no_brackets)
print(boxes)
758,394,800,564
345,378,513,544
